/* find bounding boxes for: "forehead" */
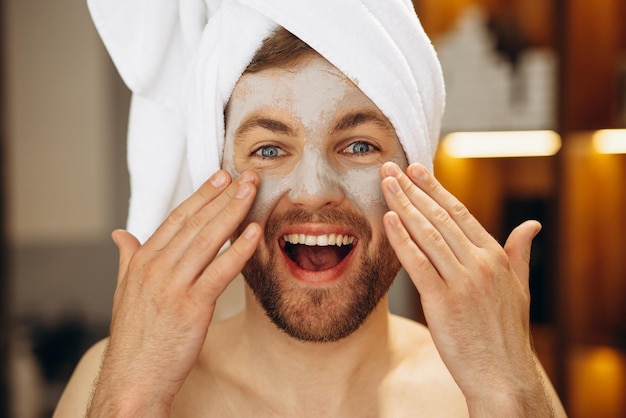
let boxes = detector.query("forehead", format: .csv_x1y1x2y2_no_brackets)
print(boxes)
227,55,386,129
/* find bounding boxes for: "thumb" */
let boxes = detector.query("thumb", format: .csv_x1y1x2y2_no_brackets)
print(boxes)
503,220,542,292
111,229,141,285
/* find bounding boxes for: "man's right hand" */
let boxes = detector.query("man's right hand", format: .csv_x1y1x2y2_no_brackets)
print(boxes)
87,170,262,418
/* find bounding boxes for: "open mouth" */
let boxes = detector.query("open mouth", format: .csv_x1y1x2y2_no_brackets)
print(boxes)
280,233,356,272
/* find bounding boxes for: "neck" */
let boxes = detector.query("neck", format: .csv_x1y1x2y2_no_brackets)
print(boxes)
235,286,394,410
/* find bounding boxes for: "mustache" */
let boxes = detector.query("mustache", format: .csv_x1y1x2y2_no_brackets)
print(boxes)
263,207,373,246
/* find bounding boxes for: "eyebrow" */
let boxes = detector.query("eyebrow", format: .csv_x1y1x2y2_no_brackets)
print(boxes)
235,116,297,138
329,110,396,136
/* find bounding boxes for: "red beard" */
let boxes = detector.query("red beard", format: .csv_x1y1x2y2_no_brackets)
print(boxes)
240,207,401,342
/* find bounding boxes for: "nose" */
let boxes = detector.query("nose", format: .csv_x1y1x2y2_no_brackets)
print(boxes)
287,155,345,211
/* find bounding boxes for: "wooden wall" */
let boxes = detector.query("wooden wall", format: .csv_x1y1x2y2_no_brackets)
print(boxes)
415,0,554,46
559,134,626,343
418,1,626,415
560,0,623,131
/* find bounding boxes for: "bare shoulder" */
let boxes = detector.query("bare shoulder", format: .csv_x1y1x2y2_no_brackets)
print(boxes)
170,314,245,417
383,315,469,417
53,338,108,418
387,314,443,367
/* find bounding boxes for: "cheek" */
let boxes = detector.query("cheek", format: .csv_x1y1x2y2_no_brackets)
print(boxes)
245,174,291,224
340,167,387,220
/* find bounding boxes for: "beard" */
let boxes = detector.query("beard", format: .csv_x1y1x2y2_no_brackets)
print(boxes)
240,207,401,343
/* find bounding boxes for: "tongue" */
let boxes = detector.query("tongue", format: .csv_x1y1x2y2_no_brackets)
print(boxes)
292,245,345,271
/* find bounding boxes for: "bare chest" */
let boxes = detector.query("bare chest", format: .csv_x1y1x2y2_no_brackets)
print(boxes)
169,369,468,418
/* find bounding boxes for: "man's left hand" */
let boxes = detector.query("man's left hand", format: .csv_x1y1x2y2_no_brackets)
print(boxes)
380,162,556,417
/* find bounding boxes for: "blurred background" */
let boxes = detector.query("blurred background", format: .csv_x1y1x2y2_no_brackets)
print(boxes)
0,0,625,417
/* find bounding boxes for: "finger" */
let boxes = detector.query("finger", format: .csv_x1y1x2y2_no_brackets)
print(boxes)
381,176,463,279
169,171,259,250
172,177,259,281
381,163,475,263
503,220,542,293
399,163,496,249
144,170,233,251
111,229,141,286
163,171,260,258
192,222,262,303
383,211,447,295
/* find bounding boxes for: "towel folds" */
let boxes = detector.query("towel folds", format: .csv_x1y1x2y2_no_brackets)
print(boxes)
87,0,445,242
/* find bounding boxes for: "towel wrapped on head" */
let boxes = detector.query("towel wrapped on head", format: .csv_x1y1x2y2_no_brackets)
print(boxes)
88,0,445,243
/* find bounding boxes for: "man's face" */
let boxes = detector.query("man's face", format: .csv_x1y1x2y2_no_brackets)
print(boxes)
223,55,408,342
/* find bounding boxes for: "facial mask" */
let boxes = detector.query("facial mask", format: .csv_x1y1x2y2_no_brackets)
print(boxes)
223,56,408,224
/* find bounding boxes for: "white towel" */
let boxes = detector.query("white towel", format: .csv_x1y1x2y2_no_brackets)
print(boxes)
88,0,445,243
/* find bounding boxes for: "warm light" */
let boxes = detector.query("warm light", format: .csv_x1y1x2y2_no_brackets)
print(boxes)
441,131,562,158
571,346,626,417
593,129,626,154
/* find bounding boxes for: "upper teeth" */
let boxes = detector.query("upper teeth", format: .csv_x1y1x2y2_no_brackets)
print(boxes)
283,233,355,247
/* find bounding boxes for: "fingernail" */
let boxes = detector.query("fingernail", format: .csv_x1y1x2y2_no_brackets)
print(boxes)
384,163,402,178
235,182,252,199
244,224,259,239
409,164,428,182
387,177,401,194
532,221,542,239
386,212,401,228
238,171,255,184
210,171,228,188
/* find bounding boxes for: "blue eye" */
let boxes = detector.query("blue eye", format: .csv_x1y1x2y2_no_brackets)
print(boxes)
344,141,375,155
254,145,284,159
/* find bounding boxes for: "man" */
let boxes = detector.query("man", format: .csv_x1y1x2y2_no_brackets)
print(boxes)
55,1,566,417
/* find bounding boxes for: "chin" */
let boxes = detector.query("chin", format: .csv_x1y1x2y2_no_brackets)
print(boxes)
243,230,401,343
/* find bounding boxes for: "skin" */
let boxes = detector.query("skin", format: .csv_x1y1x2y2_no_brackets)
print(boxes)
223,56,406,342
222,55,407,222
53,55,567,418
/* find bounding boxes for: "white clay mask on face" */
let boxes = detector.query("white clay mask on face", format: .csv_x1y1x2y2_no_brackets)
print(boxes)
223,55,408,224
